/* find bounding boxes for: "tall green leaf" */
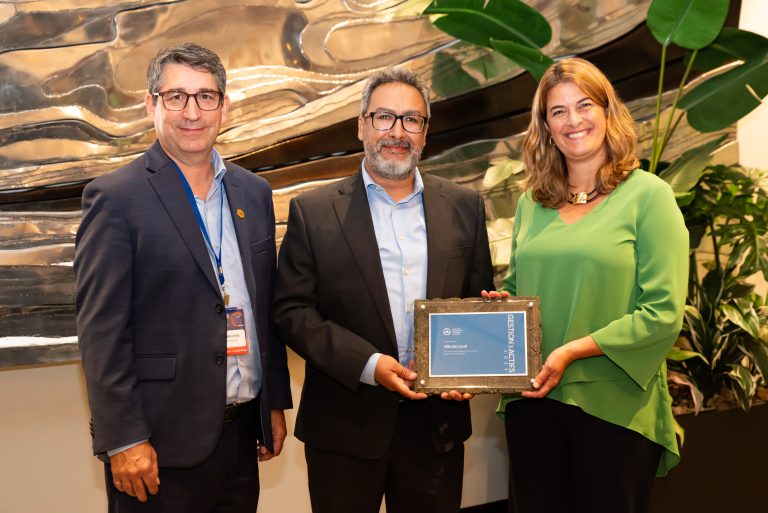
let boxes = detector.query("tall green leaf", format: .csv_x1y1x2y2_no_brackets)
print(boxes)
430,52,481,98
727,363,756,411
678,29,768,132
724,279,755,300
490,39,553,81
482,158,524,189
675,191,696,207
690,27,767,71
657,136,726,193
742,338,768,381
647,0,729,49
722,303,761,340
667,348,708,364
668,370,705,415
425,0,551,48
424,0,552,79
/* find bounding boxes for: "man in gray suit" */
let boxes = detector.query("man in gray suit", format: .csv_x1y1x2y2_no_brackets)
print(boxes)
273,68,493,513
75,42,291,513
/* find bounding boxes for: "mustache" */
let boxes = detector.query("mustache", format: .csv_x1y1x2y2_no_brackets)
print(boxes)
376,137,412,151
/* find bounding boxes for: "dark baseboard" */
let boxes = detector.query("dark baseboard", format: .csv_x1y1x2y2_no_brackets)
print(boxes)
461,500,507,513
650,403,768,513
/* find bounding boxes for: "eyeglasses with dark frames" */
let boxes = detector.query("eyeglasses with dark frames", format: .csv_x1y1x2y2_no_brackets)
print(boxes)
366,111,428,134
153,90,223,111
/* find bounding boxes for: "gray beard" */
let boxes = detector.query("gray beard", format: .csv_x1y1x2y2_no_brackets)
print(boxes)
364,138,422,180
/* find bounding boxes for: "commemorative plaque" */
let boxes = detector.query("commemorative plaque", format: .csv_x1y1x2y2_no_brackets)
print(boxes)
413,297,542,394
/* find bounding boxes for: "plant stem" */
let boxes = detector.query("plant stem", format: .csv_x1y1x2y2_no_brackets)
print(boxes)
658,50,699,161
689,250,699,301
661,111,687,157
709,219,726,309
649,44,668,175
710,220,721,271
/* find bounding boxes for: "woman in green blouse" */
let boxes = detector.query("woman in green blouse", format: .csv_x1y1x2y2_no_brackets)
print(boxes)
487,58,688,512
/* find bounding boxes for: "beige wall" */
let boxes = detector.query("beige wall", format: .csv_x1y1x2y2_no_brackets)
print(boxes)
738,0,768,170
0,363,104,513
0,353,508,513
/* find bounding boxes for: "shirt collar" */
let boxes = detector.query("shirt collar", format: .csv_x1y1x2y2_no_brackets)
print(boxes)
361,160,424,202
211,148,227,184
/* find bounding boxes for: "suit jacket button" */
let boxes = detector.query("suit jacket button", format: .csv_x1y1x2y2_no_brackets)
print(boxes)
215,355,225,365
215,303,224,314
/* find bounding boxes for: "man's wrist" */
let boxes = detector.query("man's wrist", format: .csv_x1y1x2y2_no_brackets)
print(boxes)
107,439,149,458
360,353,383,385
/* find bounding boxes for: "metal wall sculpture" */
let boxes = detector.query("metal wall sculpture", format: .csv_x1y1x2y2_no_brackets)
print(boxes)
1,0,653,194
0,0,734,362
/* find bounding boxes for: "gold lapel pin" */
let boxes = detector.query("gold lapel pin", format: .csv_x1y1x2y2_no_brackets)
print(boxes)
236,208,245,219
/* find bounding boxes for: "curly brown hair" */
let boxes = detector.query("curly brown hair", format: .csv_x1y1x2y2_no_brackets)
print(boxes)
522,57,639,208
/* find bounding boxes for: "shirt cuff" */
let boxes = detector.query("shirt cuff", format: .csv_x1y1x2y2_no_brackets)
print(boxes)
107,439,148,458
360,353,383,386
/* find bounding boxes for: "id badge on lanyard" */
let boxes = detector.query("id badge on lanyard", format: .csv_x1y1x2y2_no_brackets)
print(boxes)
174,164,248,357
226,305,249,356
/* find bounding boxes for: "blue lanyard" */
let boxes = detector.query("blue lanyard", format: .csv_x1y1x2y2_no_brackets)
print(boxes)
173,163,225,287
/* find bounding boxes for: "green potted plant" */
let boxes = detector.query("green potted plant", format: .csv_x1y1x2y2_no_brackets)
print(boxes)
669,164,768,413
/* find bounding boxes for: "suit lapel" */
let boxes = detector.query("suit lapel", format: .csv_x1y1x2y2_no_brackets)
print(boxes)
333,173,398,353
423,175,452,299
145,141,222,298
222,168,259,311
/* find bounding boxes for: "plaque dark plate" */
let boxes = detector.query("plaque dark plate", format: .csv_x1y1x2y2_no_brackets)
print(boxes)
413,297,542,394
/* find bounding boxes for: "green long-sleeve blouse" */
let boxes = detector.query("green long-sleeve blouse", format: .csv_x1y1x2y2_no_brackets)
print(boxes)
498,169,688,475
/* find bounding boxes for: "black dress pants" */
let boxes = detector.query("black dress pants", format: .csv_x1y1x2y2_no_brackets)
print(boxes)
505,398,662,513
305,400,464,513
105,402,260,513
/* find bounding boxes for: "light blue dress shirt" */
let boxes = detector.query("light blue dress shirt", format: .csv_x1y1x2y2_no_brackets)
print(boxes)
201,149,262,404
359,162,428,385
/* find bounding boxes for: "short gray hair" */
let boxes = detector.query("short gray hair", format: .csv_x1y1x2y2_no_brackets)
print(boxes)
360,68,431,118
147,43,227,97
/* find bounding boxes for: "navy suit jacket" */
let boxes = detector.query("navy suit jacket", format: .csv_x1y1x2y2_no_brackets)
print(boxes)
75,141,292,467
273,170,493,459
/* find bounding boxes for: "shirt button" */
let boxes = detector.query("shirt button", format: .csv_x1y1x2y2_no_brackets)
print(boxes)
215,355,225,365
398,236,404,241
403,269,409,276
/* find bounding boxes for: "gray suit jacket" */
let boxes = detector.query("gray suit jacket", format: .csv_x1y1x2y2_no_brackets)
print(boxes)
273,170,493,459
75,141,292,467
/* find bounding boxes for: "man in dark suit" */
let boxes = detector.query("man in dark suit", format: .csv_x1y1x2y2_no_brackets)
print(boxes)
273,68,494,513
75,43,292,513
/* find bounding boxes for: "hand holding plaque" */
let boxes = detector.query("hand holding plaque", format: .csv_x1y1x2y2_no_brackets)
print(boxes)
413,297,542,394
